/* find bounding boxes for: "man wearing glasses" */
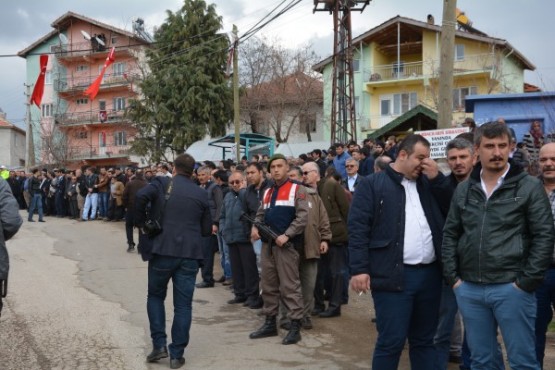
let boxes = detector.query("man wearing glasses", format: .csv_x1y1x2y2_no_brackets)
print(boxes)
343,158,361,193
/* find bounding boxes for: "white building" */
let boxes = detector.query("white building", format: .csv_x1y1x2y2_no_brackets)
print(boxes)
0,109,26,168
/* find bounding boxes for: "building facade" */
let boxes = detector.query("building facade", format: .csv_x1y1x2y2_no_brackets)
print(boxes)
18,12,150,169
313,16,535,141
0,110,26,168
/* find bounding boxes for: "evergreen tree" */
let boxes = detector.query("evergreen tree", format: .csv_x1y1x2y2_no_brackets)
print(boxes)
128,0,232,162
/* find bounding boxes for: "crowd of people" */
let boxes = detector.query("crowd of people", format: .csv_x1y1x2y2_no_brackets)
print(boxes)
1,118,554,369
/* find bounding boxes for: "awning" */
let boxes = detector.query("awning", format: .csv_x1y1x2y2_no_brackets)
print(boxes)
367,104,438,140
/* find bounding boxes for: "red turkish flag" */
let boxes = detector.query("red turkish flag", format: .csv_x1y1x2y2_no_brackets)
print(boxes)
84,47,116,100
30,54,49,107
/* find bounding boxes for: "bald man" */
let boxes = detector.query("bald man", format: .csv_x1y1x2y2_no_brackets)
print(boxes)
535,142,555,368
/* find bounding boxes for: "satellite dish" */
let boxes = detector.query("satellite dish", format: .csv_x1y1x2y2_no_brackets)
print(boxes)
95,36,105,46
80,30,91,40
59,33,68,44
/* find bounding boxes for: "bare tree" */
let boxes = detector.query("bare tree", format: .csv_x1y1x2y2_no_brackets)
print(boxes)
240,37,323,143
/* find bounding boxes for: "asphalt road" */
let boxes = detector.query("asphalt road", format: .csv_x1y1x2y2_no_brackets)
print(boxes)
0,213,553,369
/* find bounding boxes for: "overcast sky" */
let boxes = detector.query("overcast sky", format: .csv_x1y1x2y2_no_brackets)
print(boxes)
1,0,553,129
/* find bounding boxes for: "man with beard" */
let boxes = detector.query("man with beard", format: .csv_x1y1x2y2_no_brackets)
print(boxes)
349,134,444,369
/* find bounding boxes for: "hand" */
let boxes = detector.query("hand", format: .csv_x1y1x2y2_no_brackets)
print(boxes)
420,158,439,179
251,226,260,241
453,279,463,289
319,241,329,254
275,234,289,247
212,225,218,234
350,274,370,294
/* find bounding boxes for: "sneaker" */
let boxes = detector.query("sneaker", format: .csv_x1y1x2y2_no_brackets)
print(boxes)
127,244,135,253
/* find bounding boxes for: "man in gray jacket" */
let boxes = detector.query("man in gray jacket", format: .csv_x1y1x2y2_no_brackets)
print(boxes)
443,122,555,369
220,171,259,307
0,177,23,317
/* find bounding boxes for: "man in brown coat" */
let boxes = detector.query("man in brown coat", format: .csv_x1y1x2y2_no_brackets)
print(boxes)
315,166,350,317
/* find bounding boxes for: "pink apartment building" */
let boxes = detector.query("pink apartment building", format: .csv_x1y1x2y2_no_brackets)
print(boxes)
19,12,151,169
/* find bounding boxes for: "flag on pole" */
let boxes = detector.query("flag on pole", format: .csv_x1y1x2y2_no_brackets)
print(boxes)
84,47,116,100
30,54,49,107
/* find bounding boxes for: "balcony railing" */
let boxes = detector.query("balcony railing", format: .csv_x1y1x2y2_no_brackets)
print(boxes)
68,145,131,160
54,72,139,94
55,110,128,126
365,53,497,83
52,41,135,59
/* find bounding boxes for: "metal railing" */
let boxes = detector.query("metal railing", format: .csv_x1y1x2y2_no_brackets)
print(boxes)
68,145,131,160
53,72,139,93
52,41,135,58
365,53,497,83
55,110,128,126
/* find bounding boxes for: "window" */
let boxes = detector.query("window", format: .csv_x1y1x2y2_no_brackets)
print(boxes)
76,98,89,105
455,44,465,61
74,131,88,139
99,132,107,147
299,113,316,133
99,101,106,110
353,96,360,116
114,131,127,146
76,65,88,72
380,92,417,116
111,36,118,45
112,62,125,76
45,71,52,85
113,97,126,111
453,86,477,110
393,61,405,77
393,92,417,115
41,104,54,117
352,59,360,72
380,97,391,116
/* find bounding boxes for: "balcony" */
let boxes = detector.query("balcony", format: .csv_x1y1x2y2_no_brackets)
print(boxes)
68,145,131,161
52,41,135,62
55,110,129,127
365,53,497,87
54,72,139,95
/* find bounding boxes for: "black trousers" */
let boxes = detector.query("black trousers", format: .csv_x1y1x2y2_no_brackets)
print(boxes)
68,198,79,219
125,209,135,246
228,242,260,299
314,243,347,311
200,235,218,283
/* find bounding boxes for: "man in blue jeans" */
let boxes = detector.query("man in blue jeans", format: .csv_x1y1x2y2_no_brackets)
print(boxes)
349,134,445,370
27,169,45,222
443,122,555,370
135,154,212,369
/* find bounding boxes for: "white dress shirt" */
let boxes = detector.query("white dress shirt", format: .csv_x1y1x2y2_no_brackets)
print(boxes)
401,178,435,264
347,174,358,192
480,164,510,199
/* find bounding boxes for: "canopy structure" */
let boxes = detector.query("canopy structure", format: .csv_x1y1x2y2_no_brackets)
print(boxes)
367,104,438,140
209,133,274,161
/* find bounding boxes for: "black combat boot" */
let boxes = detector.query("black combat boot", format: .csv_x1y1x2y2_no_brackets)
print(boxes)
249,315,278,339
282,319,301,345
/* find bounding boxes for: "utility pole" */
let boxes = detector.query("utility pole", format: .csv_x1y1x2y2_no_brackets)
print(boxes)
24,84,35,170
437,0,457,129
314,0,370,145
232,25,241,163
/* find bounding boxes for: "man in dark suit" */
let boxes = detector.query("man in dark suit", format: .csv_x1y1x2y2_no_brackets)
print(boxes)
135,154,212,369
343,158,362,194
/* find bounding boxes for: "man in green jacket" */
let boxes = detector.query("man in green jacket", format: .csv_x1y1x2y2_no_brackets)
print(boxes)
443,122,555,370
